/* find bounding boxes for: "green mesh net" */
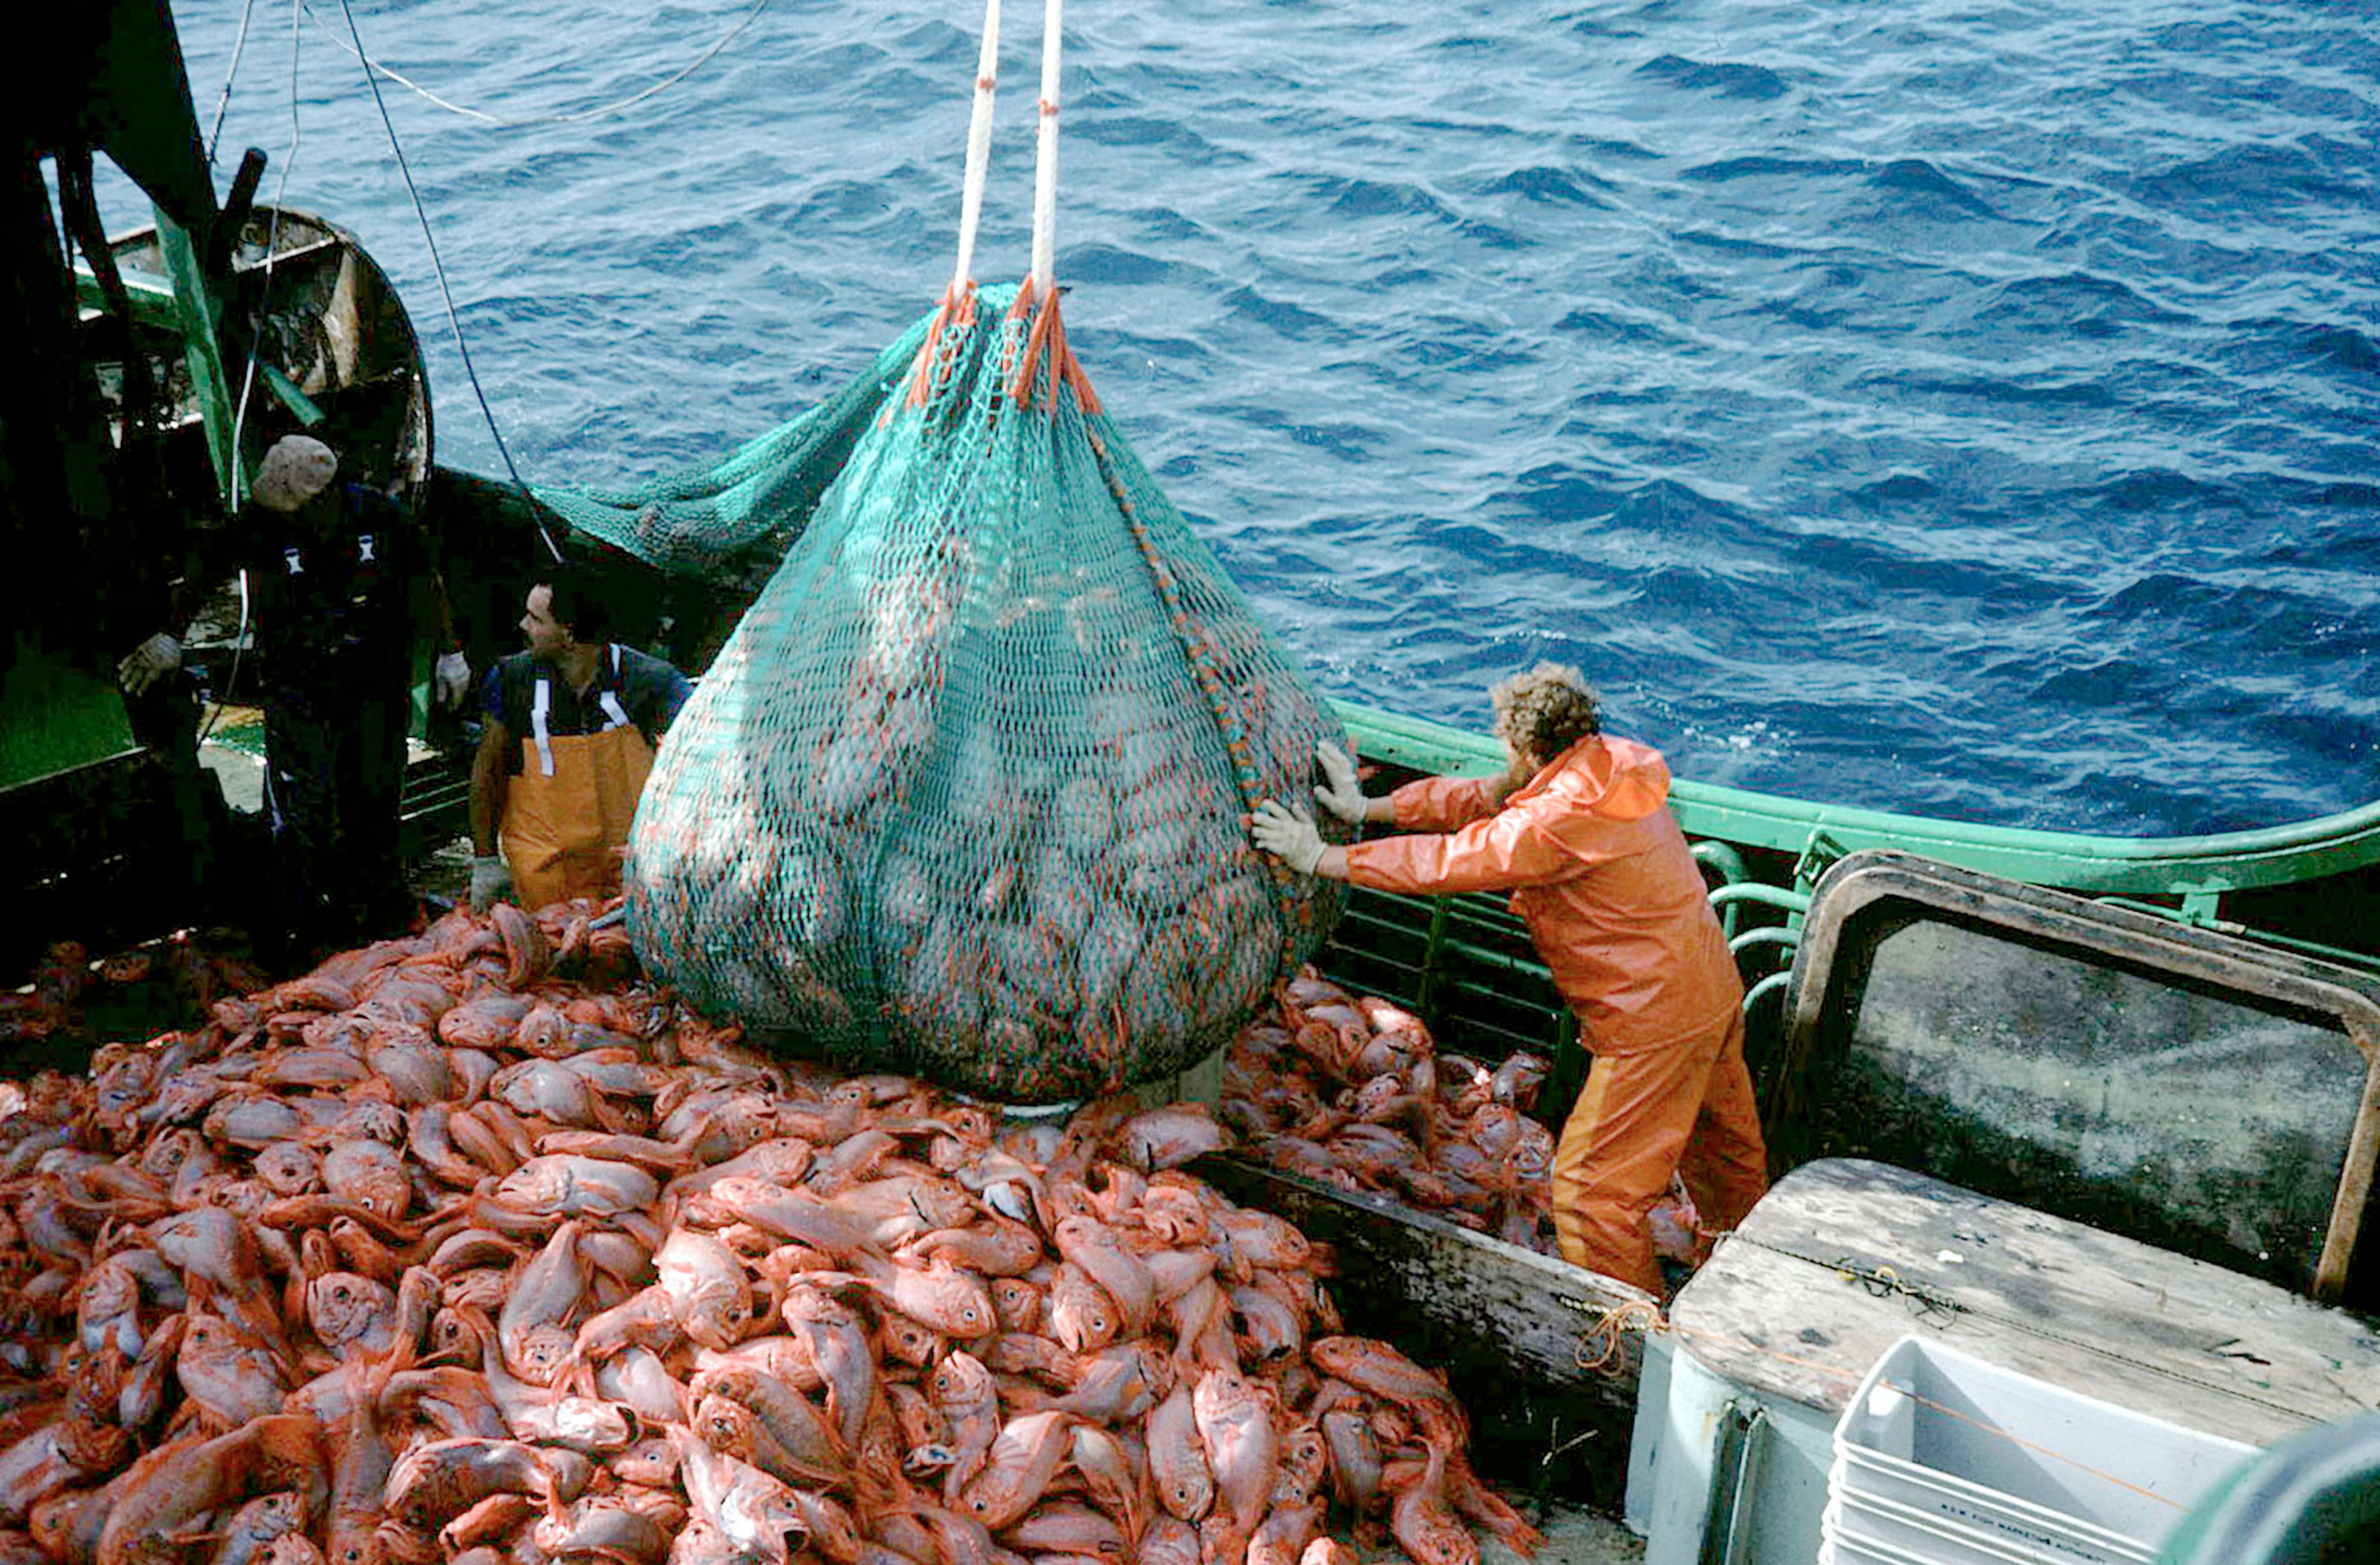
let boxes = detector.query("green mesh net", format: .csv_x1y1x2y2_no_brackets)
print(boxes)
619,280,1351,1102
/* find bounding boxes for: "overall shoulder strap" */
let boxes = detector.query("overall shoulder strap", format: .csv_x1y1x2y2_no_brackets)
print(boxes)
596,645,634,732
529,674,556,776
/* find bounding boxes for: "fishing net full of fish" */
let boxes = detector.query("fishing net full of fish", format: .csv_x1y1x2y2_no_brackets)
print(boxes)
620,8,1352,1101
626,276,1352,1102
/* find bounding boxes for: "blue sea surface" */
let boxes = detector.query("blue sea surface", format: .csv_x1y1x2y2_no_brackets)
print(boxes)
127,0,2379,836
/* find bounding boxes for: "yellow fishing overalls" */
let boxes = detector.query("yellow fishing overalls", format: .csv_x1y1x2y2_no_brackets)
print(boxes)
500,646,656,909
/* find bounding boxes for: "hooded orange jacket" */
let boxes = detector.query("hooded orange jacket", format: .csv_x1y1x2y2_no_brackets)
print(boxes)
1343,734,1742,1053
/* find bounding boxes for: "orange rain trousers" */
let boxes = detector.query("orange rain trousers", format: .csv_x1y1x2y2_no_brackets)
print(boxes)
1550,1006,1768,1293
501,724,655,909
1343,734,1771,1294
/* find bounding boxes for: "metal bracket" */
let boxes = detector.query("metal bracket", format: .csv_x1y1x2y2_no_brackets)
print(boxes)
1793,828,1847,891
1698,1400,1770,1565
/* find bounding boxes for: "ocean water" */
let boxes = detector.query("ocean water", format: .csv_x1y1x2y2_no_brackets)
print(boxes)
125,0,2379,836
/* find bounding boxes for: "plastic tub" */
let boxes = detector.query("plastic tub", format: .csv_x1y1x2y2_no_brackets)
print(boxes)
1820,1336,2256,1565
1825,1485,2152,1565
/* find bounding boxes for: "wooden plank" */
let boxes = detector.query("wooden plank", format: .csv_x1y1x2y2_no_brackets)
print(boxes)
1669,1157,2380,1446
1189,1152,1656,1511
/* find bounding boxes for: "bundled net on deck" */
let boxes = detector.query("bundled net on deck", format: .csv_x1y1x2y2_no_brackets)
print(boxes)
627,277,1351,1101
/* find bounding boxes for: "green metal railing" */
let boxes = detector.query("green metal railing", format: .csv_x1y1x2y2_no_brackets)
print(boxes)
1337,698,2380,916
1333,695,2380,1036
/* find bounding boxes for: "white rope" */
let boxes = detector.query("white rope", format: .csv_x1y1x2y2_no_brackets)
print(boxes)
228,0,308,511
951,0,1002,292
332,0,559,557
294,0,774,129
200,0,293,737
1029,0,1064,296
204,0,264,165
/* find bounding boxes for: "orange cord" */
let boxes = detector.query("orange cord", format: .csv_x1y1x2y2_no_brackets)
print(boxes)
901,281,980,413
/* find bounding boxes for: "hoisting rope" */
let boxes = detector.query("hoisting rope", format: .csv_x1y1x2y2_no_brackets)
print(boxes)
1006,0,1081,411
296,0,776,131
911,0,1098,413
951,0,1002,299
1028,0,1062,303
330,0,561,563
905,0,1002,408
914,0,1085,413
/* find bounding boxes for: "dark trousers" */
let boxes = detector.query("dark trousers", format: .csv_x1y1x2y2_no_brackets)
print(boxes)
121,674,228,908
262,677,412,966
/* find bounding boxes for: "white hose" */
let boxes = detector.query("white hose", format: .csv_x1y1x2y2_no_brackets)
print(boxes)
1029,0,1063,298
951,0,1002,292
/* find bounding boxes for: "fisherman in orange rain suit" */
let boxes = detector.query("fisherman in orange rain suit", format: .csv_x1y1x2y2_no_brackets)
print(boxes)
1250,662,1768,1295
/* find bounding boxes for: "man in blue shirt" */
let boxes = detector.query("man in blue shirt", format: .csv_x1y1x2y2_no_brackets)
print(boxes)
468,559,691,910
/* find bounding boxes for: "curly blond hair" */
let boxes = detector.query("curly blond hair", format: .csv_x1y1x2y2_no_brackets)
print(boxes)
1490,662,1600,767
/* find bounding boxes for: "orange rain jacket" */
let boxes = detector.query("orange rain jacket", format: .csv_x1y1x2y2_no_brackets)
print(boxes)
1343,733,1766,1291
1343,734,1743,1052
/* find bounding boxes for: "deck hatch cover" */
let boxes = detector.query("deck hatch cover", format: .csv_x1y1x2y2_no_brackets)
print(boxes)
1768,849,2380,1306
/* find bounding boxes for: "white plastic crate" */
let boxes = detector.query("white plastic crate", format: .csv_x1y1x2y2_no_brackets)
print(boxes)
1820,1336,2256,1565
1827,1484,2137,1565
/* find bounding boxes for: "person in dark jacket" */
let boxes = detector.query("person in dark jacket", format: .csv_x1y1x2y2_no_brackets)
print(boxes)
1251,662,1768,1294
468,560,691,911
118,434,471,967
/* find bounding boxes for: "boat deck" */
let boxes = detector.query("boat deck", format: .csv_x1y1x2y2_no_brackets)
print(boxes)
1483,1511,1644,1565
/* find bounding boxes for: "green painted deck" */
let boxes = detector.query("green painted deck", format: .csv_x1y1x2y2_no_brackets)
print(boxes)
0,645,134,790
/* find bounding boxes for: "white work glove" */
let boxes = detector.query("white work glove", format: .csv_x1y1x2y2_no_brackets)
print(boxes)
434,650,472,710
1251,800,1327,875
1313,740,1367,827
117,633,182,697
468,855,512,912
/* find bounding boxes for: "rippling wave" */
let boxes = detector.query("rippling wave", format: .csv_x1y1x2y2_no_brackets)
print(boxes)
124,0,2380,834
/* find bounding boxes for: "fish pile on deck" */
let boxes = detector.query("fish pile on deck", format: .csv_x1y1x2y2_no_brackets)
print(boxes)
1217,973,1559,1255
0,902,1543,1565
1219,973,1711,1269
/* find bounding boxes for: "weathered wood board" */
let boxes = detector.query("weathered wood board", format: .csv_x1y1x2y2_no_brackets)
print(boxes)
1673,1156,2380,1444
1191,1151,1657,1511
